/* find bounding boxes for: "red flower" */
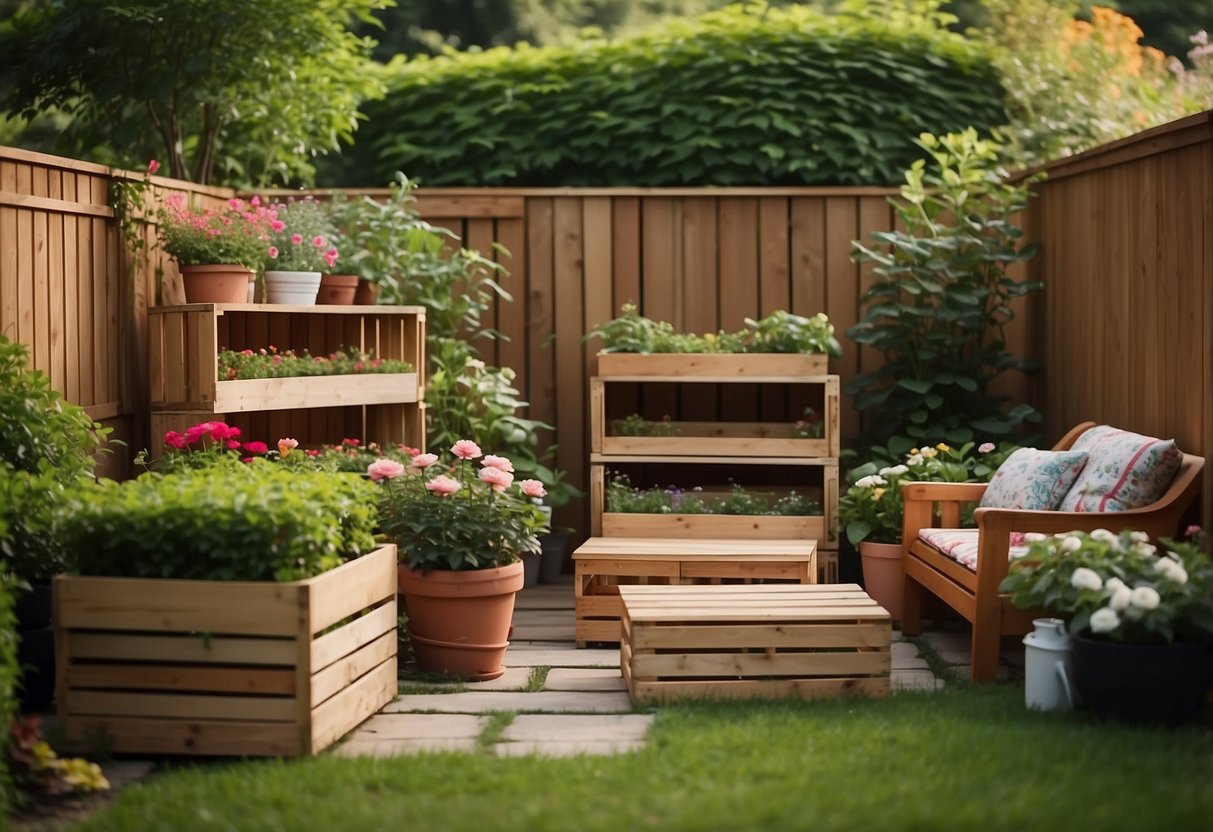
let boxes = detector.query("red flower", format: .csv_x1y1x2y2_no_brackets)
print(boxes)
164,431,186,450
243,441,269,455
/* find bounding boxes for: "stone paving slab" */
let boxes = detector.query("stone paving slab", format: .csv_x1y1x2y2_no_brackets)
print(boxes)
504,645,619,668
892,670,946,692
354,713,488,740
466,666,535,691
543,668,626,692
503,714,654,743
495,739,646,757
512,624,576,641
384,690,635,714
333,738,479,757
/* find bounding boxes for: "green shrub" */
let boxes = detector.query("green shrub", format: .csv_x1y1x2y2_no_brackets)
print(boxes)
586,304,843,356
348,2,1006,186
60,460,378,582
0,560,17,814
0,336,108,580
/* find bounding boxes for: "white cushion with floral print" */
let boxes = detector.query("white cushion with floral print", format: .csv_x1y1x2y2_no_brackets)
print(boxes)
978,448,1089,511
917,529,1031,572
1058,425,1182,512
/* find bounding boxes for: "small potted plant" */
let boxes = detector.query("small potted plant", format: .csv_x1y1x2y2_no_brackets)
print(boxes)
999,527,1213,726
263,198,340,305
373,440,549,681
158,194,278,303
52,455,396,756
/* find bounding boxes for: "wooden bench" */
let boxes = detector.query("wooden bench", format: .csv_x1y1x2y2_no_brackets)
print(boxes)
619,584,891,703
573,537,817,647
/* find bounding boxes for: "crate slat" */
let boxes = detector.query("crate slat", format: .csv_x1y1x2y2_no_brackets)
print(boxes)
65,663,297,695
595,353,828,378
629,677,890,704
308,655,398,755
310,630,397,706
67,690,297,721
311,600,397,671
66,633,296,665
61,717,300,756
630,622,890,651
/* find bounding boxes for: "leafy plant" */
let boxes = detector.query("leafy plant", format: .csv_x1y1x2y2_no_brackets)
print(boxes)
0,565,16,813
374,440,549,571
0,336,109,580
605,473,820,517
586,304,842,357
59,459,378,582
349,1,1005,186
218,346,411,380
9,716,109,803
265,198,340,273
611,415,678,437
999,528,1213,644
846,129,1043,449
158,194,278,268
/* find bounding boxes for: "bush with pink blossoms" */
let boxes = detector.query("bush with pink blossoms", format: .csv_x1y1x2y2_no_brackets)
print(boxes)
264,198,339,273
158,194,278,269
374,440,550,572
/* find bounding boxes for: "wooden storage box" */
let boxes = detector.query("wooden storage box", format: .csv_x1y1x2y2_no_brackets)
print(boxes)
147,304,426,456
595,352,828,379
619,584,890,703
574,537,818,646
54,544,399,757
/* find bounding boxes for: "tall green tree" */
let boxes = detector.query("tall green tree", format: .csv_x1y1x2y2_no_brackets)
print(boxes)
0,0,392,186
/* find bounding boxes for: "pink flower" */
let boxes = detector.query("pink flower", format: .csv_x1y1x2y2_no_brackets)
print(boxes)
518,479,547,499
479,467,514,491
412,453,439,468
451,440,482,460
482,455,514,472
147,159,160,175
368,459,406,482
268,246,279,259
291,234,303,246
228,198,242,211
163,430,185,450
426,475,462,496
270,220,285,233
1185,524,1203,539
243,441,268,455
278,437,298,457
978,442,996,454
312,235,325,248
250,195,261,207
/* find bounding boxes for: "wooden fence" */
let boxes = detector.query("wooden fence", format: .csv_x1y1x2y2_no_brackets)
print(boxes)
1025,112,1213,531
3,117,1207,534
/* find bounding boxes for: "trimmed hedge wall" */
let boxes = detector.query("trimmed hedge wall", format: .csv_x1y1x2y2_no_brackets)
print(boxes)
350,4,1006,186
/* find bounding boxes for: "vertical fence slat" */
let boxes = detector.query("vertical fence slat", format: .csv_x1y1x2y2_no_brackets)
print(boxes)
553,198,585,533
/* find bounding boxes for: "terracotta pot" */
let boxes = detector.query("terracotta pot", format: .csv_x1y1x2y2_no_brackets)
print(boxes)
859,541,904,622
353,279,379,305
398,560,524,681
179,264,255,304
317,273,359,305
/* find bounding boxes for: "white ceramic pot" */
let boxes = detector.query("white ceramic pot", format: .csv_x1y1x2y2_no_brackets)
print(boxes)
264,270,321,306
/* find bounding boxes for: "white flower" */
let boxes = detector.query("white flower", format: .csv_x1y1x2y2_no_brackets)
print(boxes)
1089,607,1121,634
1070,567,1103,592
879,464,908,476
854,475,886,489
1059,536,1083,553
906,454,925,467
1129,586,1161,610
1105,577,1126,593
1129,531,1149,543
1132,542,1157,558
978,442,995,453
1090,528,1116,543
1155,559,1189,585
1108,586,1132,612
1023,532,1048,543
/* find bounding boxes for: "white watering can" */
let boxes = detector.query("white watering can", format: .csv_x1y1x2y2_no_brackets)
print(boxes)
1022,618,1073,712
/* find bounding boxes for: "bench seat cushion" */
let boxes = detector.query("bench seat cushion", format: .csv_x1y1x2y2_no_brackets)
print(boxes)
917,528,1031,572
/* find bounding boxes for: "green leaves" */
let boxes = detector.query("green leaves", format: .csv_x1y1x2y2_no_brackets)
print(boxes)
339,3,1004,186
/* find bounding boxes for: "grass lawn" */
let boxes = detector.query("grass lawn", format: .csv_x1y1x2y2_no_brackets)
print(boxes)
72,684,1212,832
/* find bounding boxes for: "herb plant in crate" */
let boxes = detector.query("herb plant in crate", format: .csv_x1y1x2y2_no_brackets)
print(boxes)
52,457,397,756
374,440,549,680
999,528,1213,725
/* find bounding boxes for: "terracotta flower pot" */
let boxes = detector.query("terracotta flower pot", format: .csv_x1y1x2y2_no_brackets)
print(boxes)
398,560,524,681
317,274,359,305
353,279,379,305
859,540,904,622
179,264,255,304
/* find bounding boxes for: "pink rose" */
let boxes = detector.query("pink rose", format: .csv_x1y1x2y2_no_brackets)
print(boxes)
291,234,303,246
412,453,439,468
482,454,514,472
518,479,547,499
368,459,406,482
479,467,514,491
277,437,298,457
163,430,185,450
426,474,462,496
147,159,160,175
451,440,482,460
270,220,285,232
978,442,996,454
267,246,279,259
313,235,326,248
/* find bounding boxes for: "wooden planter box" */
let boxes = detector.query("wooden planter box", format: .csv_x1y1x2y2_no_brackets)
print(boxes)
596,352,829,379
54,544,399,757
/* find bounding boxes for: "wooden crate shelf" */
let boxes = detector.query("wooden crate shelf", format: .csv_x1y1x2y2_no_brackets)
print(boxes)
619,584,890,703
54,545,399,757
574,538,817,646
147,304,426,456
596,352,828,379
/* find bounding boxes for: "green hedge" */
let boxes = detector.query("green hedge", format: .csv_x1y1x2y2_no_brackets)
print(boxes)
348,4,1006,186
0,558,17,815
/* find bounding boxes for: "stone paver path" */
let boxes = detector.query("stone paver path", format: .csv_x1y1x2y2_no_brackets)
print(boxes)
333,579,1027,758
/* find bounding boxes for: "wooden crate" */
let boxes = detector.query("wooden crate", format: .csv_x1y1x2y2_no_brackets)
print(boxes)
591,376,840,459
619,584,890,703
147,304,426,456
574,537,817,646
595,353,828,379
54,544,399,757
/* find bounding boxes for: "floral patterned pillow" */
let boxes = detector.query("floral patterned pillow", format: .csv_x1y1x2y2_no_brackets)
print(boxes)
978,448,1089,511
1059,426,1181,512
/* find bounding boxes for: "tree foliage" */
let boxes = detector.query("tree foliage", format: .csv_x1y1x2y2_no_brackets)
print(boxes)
0,0,391,186
336,1,1005,186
